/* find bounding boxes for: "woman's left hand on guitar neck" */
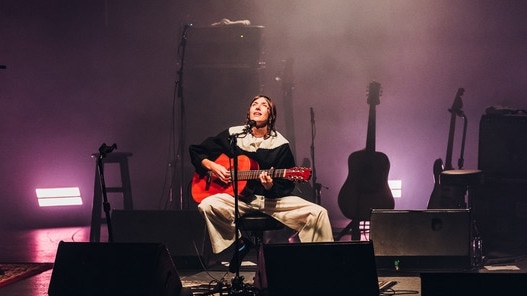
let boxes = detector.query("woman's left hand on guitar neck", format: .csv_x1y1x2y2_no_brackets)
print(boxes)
259,168,274,190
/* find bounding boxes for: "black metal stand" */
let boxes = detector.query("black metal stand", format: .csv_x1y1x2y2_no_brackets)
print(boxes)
166,23,192,210
0,64,4,274
226,129,256,296
96,143,117,242
309,107,327,205
440,112,484,267
458,112,468,170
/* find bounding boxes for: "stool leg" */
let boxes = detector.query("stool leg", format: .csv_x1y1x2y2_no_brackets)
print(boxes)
119,159,133,210
253,243,267,291
89,153,133,242
90,167,102,242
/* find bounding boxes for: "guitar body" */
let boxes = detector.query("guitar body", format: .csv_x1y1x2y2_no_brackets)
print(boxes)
427,158,444,209
191,154,256,204
191,153,312,203
338,150,394,221
427,158,469,209
336,81,395,240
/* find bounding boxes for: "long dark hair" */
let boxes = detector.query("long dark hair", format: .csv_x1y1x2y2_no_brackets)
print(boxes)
246,95,277,138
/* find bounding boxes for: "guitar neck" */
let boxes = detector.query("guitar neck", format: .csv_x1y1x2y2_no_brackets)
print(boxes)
444,88,464,170
365,103,377,152
235,168,289,181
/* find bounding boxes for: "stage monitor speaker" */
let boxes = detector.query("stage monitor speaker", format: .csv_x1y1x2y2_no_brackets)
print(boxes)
263,241,380,296
48,241,189,296
370,209,472,270
421,272,527,296
112,210,210,269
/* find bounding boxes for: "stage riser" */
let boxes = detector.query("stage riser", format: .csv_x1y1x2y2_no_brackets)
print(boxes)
472,181,527,253
421,272,527,296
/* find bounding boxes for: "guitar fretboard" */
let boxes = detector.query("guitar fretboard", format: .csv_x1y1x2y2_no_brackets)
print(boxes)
234,168,288,180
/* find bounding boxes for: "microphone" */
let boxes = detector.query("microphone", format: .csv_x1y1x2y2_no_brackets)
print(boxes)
243,120,257,133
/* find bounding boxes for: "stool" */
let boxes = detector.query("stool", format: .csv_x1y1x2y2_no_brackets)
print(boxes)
440,169,484,209
237,212,285,290
90,152,133,242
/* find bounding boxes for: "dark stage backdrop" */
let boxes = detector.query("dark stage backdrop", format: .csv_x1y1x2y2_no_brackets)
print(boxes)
1,1,526,231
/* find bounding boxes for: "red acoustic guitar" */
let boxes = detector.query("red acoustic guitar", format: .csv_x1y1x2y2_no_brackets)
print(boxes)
191,153,312,203
337,81,395,240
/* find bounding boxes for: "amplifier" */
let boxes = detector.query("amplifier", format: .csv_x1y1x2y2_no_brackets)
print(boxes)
478,114,527,177
370,209,473,270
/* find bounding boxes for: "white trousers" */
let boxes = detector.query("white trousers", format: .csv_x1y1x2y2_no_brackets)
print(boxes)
197,193,334,254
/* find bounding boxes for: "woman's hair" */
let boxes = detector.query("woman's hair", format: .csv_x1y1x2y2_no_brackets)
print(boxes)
246,95,277,138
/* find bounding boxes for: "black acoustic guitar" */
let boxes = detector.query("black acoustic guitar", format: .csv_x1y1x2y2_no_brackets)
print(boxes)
337,81,395,240
427,88,467,209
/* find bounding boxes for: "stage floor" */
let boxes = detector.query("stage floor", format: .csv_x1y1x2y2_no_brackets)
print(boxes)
0,225,525,296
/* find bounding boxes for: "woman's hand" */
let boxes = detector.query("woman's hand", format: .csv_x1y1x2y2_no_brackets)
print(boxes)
207,161,231,184
259,169,273,190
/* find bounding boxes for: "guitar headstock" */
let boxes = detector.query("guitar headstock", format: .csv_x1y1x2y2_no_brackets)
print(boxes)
367,81,382,106
285,167,312,182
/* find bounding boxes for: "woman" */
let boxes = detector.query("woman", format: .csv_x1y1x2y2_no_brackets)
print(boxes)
189,95,334,272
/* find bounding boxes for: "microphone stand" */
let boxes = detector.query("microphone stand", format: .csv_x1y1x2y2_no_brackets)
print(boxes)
309,107,327,205
96,143,117,242
227,128,255,296
0,65,4,274
167,23,192,210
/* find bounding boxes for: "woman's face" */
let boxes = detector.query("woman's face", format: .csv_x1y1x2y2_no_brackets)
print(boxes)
248,96,271,126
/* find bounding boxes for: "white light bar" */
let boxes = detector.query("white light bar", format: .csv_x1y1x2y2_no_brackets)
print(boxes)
388,180,402,198
36,187,83,207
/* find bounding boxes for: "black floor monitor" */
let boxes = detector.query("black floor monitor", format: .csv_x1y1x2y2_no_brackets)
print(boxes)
370,209,472,270
263,241,380,296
